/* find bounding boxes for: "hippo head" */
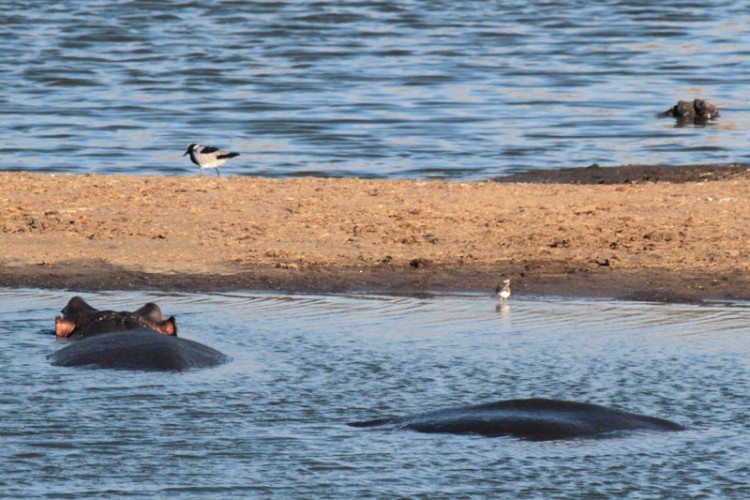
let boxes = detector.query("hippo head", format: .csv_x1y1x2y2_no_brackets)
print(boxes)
693,98,719,121
658,99,719,126
55,296,177,338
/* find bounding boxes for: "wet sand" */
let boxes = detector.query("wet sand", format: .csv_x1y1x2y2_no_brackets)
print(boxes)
2,165,749,301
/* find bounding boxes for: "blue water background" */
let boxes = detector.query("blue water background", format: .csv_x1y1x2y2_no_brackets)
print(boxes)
2,1,750,179
1,289,748,497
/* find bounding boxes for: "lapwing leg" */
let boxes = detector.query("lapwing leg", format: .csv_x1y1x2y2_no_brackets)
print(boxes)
216,167,221,177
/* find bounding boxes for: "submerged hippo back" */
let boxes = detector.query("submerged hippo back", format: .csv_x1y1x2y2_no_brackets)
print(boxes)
349,398,685,440
49,328,228,371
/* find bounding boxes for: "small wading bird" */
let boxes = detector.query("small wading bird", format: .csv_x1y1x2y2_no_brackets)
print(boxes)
496,278,511,302
183,144,240,176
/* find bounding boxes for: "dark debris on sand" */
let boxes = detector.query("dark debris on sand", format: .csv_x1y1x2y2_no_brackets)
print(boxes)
494,163,750,185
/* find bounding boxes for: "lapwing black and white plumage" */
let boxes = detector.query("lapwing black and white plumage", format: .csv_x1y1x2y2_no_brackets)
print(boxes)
496,278,511,302
183,144,239,176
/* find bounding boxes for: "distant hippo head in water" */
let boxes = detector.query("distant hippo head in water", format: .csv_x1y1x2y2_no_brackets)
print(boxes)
55,296,177,338
658,99,719,125
349,398,686,441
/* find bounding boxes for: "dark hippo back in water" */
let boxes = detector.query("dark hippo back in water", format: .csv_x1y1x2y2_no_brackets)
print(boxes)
349,398,685,441
49,328,229,372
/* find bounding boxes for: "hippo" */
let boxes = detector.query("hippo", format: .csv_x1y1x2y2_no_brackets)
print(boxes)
348,398,685,441
55,296,176,338
49,297,228,372
49,328,229,371
658,98,719,125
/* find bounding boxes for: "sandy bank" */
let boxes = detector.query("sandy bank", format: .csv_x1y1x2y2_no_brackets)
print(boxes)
1,169,749,301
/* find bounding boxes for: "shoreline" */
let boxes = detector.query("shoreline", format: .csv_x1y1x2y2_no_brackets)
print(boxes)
2,166,750,302
1,261,747,303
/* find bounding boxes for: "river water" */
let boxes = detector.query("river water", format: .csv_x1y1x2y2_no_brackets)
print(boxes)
2,1,750,179
1,289,747,497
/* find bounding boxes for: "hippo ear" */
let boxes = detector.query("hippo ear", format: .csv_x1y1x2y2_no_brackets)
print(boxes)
62,296,98,317
135,303,164,323
55,316,76,337
155,316,177,336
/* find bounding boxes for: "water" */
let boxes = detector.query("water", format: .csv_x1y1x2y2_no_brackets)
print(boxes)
1,289,748,497
2,1,750,180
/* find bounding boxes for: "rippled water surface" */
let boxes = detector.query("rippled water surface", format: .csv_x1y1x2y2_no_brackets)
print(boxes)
2,1,750,179
1,289,748,497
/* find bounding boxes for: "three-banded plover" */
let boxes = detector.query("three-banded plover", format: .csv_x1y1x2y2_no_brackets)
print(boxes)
495,279,511,302
183,144,240,176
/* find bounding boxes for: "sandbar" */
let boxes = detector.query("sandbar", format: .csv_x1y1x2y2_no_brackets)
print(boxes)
1,164,749,301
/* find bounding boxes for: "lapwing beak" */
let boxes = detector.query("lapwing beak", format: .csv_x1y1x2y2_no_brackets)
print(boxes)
183,149,190,156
